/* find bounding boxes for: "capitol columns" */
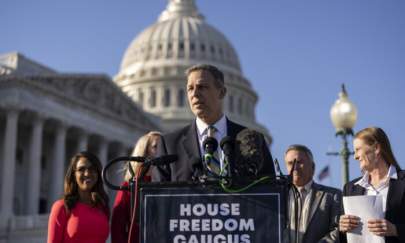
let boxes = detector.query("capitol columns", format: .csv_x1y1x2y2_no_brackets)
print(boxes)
26,113,45,214
97,136,109,167
77,130,88,152
0,108,20,223
48,121,67,208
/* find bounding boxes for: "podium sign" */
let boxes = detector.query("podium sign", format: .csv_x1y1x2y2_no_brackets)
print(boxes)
140,183,286,243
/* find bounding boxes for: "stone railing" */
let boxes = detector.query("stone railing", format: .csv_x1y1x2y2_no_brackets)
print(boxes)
9,214,49,231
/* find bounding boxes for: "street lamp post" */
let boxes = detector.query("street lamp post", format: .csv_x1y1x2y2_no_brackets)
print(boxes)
327,84,358,184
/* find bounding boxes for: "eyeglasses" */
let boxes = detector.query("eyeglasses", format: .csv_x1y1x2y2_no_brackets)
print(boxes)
75,166,97,174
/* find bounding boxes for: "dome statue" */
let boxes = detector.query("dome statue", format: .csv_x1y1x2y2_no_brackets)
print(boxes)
114,0,271,143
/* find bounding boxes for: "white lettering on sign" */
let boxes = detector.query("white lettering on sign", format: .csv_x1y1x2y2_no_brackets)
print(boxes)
170,202,258,243
178,203,241,217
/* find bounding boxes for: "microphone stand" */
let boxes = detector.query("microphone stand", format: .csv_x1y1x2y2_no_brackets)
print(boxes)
202,137,223,182
220,136,236,186
126,158,149,225
128,158,152,243
127,161,136,217
287,159,300,243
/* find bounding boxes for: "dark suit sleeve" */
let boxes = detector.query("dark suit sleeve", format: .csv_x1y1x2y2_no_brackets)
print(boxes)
387,173,405,243
394,223,405,243
339,182,354,243
151,135,171,182
318,190,342,243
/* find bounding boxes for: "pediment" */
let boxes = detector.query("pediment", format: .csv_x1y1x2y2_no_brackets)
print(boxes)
0,74,160,131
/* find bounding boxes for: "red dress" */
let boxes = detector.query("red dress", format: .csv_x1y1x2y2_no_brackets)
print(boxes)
47,199,109,243
111,176,151,243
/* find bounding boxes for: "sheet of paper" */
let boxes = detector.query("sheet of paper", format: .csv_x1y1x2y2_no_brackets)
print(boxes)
343,195,384,243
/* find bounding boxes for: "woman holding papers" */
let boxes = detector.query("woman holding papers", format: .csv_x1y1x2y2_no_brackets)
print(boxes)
339,127,404,243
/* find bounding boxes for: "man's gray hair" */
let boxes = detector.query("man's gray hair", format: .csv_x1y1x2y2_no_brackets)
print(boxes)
185,64,225,88
285,144,314,162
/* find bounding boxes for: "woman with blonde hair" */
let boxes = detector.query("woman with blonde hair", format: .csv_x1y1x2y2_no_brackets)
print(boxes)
339,127,404,243
111,131,162,243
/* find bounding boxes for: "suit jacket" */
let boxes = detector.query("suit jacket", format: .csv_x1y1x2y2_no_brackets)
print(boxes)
152,119,275,182
302,182,342,243
290,182,342,243
341,170,405,243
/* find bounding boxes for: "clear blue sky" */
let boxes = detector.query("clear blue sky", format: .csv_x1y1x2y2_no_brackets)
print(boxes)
2,0,404,189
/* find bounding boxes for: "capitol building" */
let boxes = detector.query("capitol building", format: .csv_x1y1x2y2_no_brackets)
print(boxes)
0,0,270,242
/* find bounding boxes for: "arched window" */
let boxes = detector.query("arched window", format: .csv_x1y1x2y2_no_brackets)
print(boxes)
210,45,215,54
178,41,185,58
138,88,144,107
163,88,171,107
246,100,252,117
149,88,156,108
177,88,185,107
238,97,243,114
228,95,234,113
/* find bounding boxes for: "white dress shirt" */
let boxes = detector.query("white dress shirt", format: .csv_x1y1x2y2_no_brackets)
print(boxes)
289,180,314,243
195,115,227,169
355,165,397,213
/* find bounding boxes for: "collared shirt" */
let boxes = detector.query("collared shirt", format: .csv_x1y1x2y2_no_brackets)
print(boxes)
355,165,397,213
196,115,227,168
296,180,313,203
289,180,314,243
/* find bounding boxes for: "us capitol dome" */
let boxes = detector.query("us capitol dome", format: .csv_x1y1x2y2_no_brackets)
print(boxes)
114,0,271,142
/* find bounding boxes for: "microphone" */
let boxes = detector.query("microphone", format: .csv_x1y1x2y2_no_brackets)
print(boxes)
274,158,283,176
146,154,178,166
235,128,266,177
289,159,297,176
202,136,221,177
220,136,234,157
220,136,235,177
288,158,299,243
203,136,218,154
191,157,204,182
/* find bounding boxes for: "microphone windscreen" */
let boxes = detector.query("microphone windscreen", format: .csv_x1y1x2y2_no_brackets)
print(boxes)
220,136,235,158
202,136,218,153
235,128,265,177
220,136,234,150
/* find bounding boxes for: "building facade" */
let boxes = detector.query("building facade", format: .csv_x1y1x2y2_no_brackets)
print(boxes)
114,0,271,140
0,53,158,242
0,0,271,242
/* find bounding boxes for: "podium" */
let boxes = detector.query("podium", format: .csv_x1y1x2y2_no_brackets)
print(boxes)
139,181,288,243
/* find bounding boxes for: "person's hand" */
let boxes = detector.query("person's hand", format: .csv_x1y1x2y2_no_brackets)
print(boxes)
339,215,360,232
368,219,398,236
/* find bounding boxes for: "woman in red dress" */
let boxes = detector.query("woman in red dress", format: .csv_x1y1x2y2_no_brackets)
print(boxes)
111,131,161,243
47,151,110,243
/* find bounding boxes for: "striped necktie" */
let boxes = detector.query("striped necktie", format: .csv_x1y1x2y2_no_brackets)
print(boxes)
207,125,221,175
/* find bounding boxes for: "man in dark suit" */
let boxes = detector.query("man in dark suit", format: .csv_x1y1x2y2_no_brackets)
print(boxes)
284,144,342,243
152,64,275,182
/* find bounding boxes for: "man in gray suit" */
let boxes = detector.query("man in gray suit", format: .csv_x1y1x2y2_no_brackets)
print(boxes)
284,144,342,243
